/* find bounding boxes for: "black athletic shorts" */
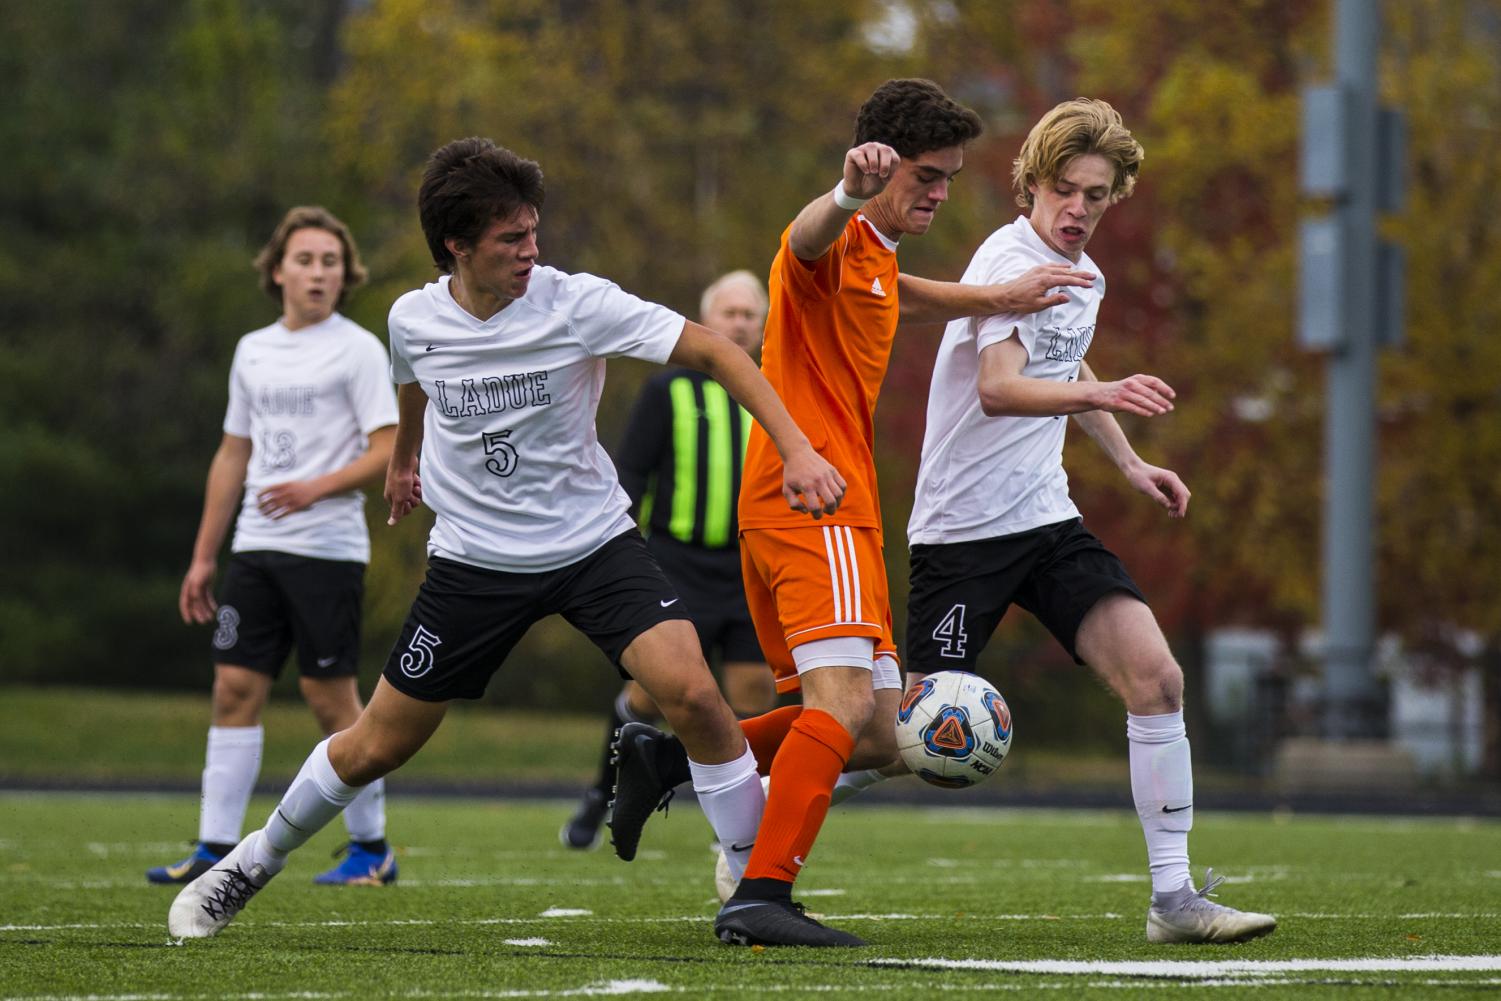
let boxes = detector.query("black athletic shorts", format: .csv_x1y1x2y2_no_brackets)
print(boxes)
647,534,763,665
212,551,364,679
905,518,1147,671
382,529,692,702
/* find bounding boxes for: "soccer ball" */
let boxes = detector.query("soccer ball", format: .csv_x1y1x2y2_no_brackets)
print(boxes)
895,670,1012,788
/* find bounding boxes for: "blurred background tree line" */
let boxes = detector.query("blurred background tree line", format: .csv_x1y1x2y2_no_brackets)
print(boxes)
3,0,1497,760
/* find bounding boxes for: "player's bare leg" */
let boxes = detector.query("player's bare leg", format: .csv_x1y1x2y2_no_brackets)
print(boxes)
608,621,765,878
1077,593,1275,943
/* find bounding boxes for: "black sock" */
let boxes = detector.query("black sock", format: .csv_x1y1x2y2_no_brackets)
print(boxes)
656,733,693,789
732,876,793,903
355,838,389,855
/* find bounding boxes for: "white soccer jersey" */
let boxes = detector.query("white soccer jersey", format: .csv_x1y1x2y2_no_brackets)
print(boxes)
388,268,685,573
908,216,1105,546
224,313,399,563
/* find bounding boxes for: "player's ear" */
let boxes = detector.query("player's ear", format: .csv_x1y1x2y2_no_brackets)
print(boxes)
444,235,470,262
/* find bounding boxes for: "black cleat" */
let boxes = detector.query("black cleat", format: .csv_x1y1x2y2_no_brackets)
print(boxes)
607,722,688,861
559,788,610,851
715,898,866,947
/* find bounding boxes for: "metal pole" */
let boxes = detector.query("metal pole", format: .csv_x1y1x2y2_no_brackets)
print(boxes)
1321,0,1381,738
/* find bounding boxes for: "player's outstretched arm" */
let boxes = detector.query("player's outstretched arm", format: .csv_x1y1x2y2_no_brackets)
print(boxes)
255,425,396,520
668,321,846,518
977,337,1176,419
179,433,252,624
384,383,428,526
898,264,1095,326
787,142,901,262
1070,361,1190,517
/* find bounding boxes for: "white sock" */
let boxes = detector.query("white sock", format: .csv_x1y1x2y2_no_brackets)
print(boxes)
687,744,763,885
198,725,263,846
830,768,886,806
251,737,360,873
1127,710,1193,895
342,779,387,843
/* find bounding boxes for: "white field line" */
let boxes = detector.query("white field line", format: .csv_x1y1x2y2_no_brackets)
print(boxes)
7,911,1501,934
8,973,1501,1001
875,955,1501,977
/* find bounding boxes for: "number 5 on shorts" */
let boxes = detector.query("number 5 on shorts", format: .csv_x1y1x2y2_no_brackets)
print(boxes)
400,625,443,678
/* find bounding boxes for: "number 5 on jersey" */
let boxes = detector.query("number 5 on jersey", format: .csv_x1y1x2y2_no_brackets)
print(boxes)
482,430,519,477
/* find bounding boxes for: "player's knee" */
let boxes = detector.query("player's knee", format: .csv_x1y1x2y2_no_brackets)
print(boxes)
211,673,265,723
300,679,362,734
334,738,404,786
656,672,727,726
1128,657,1183,713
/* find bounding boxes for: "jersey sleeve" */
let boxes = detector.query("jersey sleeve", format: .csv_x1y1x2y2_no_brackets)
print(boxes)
564,273,684,363
346,332,400,434
973,249,1044,360
612,373,671,509
772,221,846,304
222,340,252,437
387,300,417,385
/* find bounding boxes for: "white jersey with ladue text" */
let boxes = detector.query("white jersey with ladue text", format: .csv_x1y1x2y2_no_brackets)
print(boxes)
224,313,398,563
388,268,685,573
908,215,1105,546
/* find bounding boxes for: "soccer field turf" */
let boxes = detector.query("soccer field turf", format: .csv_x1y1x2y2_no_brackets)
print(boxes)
2,793,1498,999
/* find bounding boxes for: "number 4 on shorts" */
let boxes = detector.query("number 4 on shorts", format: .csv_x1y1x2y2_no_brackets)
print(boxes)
933,603,968,659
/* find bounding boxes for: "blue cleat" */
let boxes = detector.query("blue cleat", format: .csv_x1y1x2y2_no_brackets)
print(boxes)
313,842,398,886
147,843,225,885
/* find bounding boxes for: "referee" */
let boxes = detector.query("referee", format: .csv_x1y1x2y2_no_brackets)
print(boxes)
562,270,776,850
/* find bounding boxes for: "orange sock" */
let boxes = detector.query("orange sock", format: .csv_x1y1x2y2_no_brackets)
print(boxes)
741,708,853,885
739,705,803,775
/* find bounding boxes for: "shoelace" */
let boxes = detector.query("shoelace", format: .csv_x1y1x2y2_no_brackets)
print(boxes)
200,865,258,920
1182,868,1228,911
653,787,676,816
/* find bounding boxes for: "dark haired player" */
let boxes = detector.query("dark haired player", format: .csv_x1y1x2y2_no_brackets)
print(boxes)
168,138,845,942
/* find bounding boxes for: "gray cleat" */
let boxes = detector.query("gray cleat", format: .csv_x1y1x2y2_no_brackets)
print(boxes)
1146,868,1277,944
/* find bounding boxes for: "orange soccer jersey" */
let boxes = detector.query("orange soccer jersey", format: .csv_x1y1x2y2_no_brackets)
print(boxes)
738,214,900,533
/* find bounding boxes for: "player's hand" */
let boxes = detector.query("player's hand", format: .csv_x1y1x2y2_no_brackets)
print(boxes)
1000,263,1096,314
385,467,423,525
781,447,847,520
256,480,323,519
179,559,219,625
1091,374,1176,417
841,142,901,202
1124,461,1191,518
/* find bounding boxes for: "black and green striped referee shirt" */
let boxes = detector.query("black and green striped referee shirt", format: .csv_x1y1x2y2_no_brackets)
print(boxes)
614,368,752,551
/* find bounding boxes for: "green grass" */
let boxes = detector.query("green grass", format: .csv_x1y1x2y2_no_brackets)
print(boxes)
2,793,1499,999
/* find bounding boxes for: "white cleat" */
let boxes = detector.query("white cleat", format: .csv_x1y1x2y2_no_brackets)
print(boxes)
1146,868,1277,944
714,847,736,904
168,832,274,939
